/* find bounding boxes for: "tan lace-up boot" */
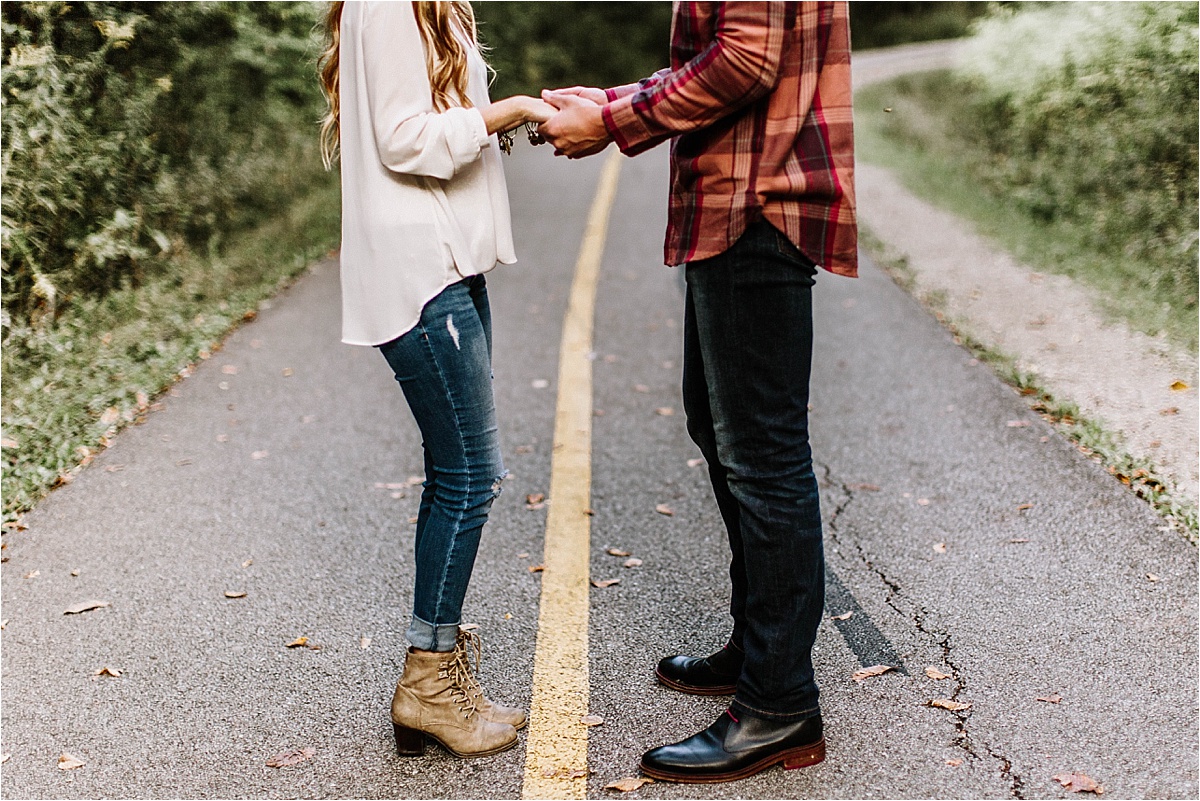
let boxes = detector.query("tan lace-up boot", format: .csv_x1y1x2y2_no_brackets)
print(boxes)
390,647,518,758
455,627,528,730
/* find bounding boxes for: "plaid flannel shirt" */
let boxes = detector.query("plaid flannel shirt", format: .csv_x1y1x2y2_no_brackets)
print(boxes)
602,1,857,276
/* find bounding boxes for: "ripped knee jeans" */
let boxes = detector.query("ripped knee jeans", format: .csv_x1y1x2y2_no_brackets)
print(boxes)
378,275,506,652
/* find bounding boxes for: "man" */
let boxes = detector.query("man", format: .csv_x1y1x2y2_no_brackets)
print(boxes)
539,1,856,785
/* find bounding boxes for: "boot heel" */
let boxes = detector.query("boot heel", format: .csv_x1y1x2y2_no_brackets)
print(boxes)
393,723,425,756
782,738,826,770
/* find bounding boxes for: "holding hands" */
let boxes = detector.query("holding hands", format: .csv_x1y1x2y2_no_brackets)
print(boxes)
538,87,613,159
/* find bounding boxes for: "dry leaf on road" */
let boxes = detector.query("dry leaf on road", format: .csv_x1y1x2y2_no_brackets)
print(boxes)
1037,694,1063,704
933,542,946,553
852,664,895,682
1053,772,1104,794
687,457,705,468
591,578,620,588
1006,420,1031,427
526,493,546,510
623,558,643,568
224,591,247,599
58,753,85,770
251,450,269,460
285,637,309,648
654,504,674,516
1169,381,1188,391
605,777,654,792
1016,503,1034,511
655,407,674,416
830,611,854,621
925,667,952,681
928,698,972,712
606,548,631,557
94,667,122,677
266,747,315,768
23,570,39,579
580,714,604,727
946,758,964,767
360,637,372,650
64,600,110,615
848,482,881,491
528,564,545,573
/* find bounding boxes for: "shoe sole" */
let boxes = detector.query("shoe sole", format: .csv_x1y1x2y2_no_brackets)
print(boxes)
393,723,519,759
654,668,736,696
639,737,826,784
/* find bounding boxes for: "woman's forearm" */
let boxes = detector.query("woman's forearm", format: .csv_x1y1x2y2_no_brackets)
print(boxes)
481,95,556,135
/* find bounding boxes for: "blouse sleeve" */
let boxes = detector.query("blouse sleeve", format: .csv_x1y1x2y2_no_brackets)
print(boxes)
360,1,490,180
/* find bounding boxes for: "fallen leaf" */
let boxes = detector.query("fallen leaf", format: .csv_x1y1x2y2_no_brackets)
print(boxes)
1146,574,1159,582
623,558,643,568
0,753,9,764
1159,407,1180,416
100,407,120,425
848,483,881,492
504,613,513,620
406,475,424,486
251,450,269,460
852,664,896,682
224,590,247,599
1052,772,1104,794
606,547,631,557
1016,503,1034,511
591,578,620,588
655,407,674,416
1006,420,1031,428
94,666,122,677
528,564,545,573
580,714,604,727
1170,381,1188,391
408,516,419,524
917,498,931,506
654,503,674,517
221,365,238,375
928,698,972,712
946,758,963,767
242,559,253,568
515,445,533,454
23,570,39,579
1037,694,1063,704
216,434,230,443
933,542,946,553
64,600,110,615
531,379,549,389
281,368,294,377
830,611,854,621
58,753,85,770
1008,538,1030,544
925,667,952,681
360,637,372,649
583,508,594,516
375,482,406,490
286,637,309,648
266,747,315,768
633,384,649,393
0,438,18,449
687,457,705,468
605,777,654,792
517,552,530,559
0,620,7,630
526,493,546,510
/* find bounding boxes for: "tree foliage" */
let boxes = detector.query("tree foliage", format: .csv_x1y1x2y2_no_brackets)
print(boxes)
1,1,327,328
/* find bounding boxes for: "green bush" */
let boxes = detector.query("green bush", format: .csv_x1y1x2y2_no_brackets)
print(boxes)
958,2,1199,310
1,1,327,326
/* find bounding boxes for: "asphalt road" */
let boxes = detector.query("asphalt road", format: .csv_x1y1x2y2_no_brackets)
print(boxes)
3,131,1198,799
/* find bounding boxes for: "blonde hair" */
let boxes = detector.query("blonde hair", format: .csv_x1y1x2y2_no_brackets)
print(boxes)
319,1,482,170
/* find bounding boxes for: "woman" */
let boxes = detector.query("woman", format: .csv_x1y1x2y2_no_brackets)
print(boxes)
318,1,554,759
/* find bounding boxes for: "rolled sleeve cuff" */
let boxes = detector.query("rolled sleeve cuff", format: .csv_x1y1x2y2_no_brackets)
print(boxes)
602,96,657,156
606,83,643,102
464,106,491,150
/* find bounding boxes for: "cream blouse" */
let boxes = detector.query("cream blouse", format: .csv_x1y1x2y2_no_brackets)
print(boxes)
338,1,516,347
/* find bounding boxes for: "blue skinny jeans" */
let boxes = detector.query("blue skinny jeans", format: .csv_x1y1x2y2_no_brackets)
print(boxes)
378,275,505,652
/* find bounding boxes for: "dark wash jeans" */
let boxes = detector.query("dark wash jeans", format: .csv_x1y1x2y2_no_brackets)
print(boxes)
378,275,505,652
682,219,825,721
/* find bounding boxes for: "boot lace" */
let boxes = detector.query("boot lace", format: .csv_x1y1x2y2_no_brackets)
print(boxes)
453,627,487,704
436,651,480,720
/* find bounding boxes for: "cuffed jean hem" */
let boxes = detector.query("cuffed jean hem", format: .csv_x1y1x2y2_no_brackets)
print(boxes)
406,615,460,652
730,699,822,722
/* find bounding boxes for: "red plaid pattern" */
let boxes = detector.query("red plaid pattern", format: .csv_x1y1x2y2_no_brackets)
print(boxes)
602,2,857,276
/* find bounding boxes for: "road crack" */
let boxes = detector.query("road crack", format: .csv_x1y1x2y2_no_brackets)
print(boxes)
818,459,1026,799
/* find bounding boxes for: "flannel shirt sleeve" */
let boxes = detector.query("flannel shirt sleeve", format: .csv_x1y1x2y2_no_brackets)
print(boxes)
602,3,787,156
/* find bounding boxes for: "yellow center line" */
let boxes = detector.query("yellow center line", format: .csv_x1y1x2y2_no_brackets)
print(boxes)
521,150,622,800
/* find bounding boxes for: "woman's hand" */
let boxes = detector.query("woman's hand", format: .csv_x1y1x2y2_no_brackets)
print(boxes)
482,95,557,136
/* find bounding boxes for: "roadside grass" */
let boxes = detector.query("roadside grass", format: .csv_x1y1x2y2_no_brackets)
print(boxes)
1,174,340,526
855,72,1197,355
861,227,1198,543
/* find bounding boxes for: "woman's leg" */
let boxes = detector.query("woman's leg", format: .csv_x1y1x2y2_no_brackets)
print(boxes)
378,276,505,653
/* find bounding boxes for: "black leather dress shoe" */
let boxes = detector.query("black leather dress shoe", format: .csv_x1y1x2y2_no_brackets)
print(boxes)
655,643,743,695
640,709,824,783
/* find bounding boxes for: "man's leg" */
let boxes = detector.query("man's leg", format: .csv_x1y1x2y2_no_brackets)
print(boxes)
641,220,825,781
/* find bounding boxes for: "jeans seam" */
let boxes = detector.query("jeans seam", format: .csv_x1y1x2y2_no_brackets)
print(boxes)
731,699,821,720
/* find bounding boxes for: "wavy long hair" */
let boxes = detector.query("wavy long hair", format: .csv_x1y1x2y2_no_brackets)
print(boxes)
318,1,482,169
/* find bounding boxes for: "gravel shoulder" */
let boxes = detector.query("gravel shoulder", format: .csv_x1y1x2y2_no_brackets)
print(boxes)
853,41,1199,511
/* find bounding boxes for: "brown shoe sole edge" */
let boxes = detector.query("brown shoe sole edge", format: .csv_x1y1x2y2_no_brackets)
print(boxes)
393,722,520,759
654,668,737,696
639,738,826,784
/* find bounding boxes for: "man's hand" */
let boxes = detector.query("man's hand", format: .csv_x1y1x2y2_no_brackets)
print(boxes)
547,85,609,105
537,91,613,159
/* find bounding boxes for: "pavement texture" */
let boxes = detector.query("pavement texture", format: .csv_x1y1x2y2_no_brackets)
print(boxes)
3,49,1198,801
